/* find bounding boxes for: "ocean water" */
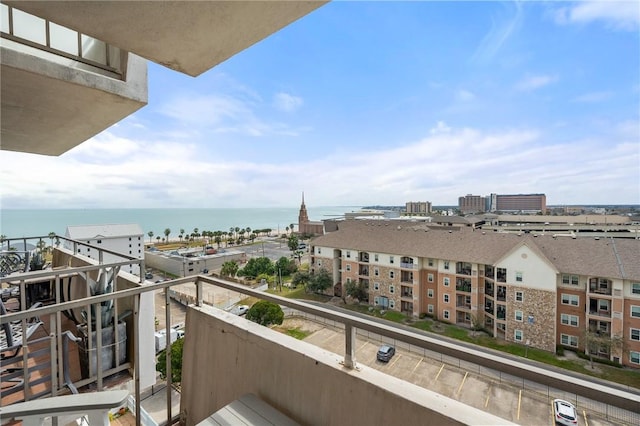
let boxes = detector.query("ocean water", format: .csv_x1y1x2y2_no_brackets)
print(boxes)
0,207,359,238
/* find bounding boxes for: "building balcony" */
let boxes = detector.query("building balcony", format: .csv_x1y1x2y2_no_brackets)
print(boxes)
588,277,613,296
358,266,369,276
400,262,417,269
455,262,472,276
2,236,638,425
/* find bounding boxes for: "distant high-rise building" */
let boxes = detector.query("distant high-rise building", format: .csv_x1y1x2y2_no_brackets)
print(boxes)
494,193,546,213
405,201,432,215
458,194,486,214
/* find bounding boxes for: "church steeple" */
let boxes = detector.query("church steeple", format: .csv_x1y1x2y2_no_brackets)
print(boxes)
298,191,309,225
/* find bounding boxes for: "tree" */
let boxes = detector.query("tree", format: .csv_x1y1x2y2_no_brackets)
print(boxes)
246,301,284,327
179,228,185,242
156,236,161,244
148,231,154,244
220,261,239,278
583,330,624,369
238,257,274,278
156,338,184,383
290,223,295,234
164,228,171,243
344,280,367,302
48,232,56,251
287,235,299,252
291,271,310,289
214,233,222,248
275,256,296,276
305,268,332,294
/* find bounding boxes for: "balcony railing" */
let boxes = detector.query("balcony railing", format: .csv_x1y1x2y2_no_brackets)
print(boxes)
400,262,417,269
2,241,638,425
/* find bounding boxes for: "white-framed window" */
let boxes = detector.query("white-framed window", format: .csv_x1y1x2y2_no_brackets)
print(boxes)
633,283,640,295
444,261,450,270
428,258,434,267
317,247,322,254
346,264,351,272
374,254,379,262
317,260,322,267
515,310,523,322
443,277,450,287
389,271,395,279
428,273,434,282
346,251,351,258
561,334,578,347
516,271,523,282
389,256,395,264
346,278,352,284
561,294,579,306
515,291,524,302
631,351,640,365
390,285,395,294
389,300,395,309
427,304,434,314
561,314,579,327
374,282,379,290
514,330,523,342
599,300,609,311
562,274,579,285
374,268,379,277
374,297,380,306
631,328,640,341
443,294,449,303
427,289,434,298
632,306,640,318
443,310,450,320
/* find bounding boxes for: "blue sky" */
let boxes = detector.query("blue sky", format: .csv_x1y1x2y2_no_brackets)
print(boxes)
2,0,639,209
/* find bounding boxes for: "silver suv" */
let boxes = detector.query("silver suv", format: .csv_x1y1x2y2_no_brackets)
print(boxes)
376,345,395,362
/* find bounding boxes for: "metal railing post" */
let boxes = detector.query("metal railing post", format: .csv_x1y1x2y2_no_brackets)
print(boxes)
165,289,172,422
344,323,356,369
133,293,141,426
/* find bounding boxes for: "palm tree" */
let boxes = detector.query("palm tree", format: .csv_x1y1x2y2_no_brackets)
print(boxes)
246,227,251,238
148,231,154,244
290,223,295,234
164,228,171,243
285,226,290,235
234,227,240,241
48,232,56,251
180,228,185,242
156,236,161,244
193,228,199,240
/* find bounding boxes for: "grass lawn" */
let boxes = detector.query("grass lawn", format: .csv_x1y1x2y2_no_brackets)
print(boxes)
268,286,332,302
282,327,311,340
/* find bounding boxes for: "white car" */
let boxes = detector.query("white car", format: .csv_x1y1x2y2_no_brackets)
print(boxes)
553,399,578,426
235,305,249,316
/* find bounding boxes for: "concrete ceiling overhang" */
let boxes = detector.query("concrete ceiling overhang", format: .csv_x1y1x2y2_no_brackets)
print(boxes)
7,1,329,77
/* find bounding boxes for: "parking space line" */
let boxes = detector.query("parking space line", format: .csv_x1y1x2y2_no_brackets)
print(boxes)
357,341,369,352
484,385,491,408
411,357,423,374
435,364,445,381
583,410,589,426
550,400,555,426
322,332,337,344
389,354,401,368
456,372,468,396
517,390,522,420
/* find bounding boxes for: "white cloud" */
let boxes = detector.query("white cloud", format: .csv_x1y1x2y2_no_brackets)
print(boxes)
273,92,303,112
516,74,559,91
553,1,640,31
2,122,636,208
455,89,476,102
471,1,523,64
571,91,613,103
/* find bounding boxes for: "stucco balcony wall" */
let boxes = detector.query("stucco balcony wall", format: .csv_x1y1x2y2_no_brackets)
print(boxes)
180,305,513,426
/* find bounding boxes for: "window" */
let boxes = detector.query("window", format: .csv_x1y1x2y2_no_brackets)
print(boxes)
390,256,394,264
515,310,523,321
516,272,523,282
632,306,640,318
443,310,450,320
444,261,450,270
631,351,640,365
598,300,609,311
561,334,578,347
317,260,322,267
129,237,132,241
389,300,395,309
443,294,450,303
427,289,434,298
389,271,395,279
443,277,450,287
633,283,640,294
346,251,351,258
346,264,351,272
571,275,579,285
563,274,579,285
561,294,579,306
427,304,434,314
317,248,322,254
631,328,640,341
374,254,379,262
374,268,379,277
374,297,380,306
514,330,523,342
428,258,434,267
374,282,379,290
515,291,524,302
97,240,102,244
390,285,395,294
428,273,434,282
561,314,579,327
346,278,352,284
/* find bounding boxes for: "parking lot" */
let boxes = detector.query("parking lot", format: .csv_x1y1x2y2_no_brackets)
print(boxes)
301,325,632,426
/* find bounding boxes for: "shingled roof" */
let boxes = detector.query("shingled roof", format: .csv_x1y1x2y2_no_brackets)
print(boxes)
312,220,640,281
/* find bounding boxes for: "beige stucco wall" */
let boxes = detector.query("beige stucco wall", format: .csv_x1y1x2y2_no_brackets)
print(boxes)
180,305,513,426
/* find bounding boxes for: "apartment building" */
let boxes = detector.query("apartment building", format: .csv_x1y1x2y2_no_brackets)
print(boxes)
311,220,640,367
405,201,432,215
64,224,144,275
458,194,486,214
494,193,547,214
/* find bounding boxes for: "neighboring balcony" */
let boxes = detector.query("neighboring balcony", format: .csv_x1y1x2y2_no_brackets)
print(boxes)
496,285,507,302
358,265,369,276
400,257,417,269
400,285,413,299
484,280,494,297
400,270,414,284
456,277,472,293
588,277,613,296
588,298,612,318
456,262,472,276
358,252,370,263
